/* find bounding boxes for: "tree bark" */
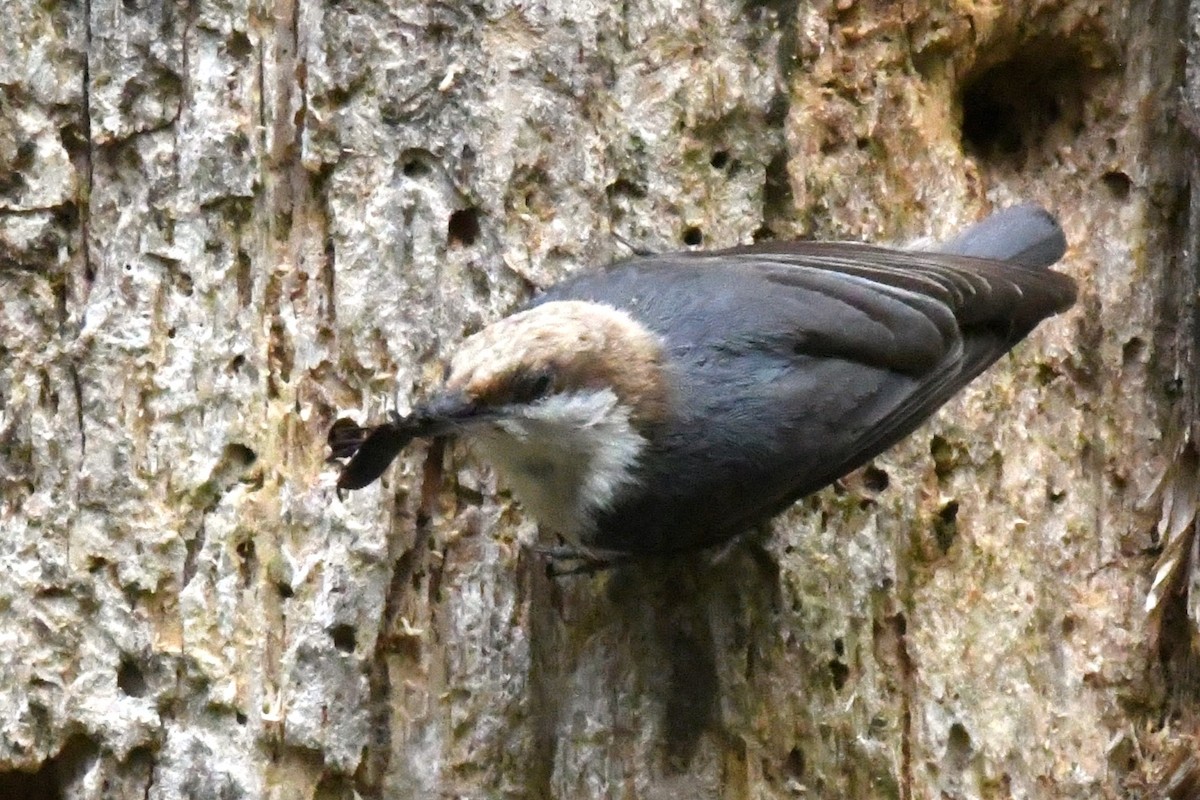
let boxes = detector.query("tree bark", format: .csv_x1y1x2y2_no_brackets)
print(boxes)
1,0,1196,798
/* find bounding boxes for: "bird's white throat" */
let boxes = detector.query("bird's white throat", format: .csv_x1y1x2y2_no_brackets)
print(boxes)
466,388,646,541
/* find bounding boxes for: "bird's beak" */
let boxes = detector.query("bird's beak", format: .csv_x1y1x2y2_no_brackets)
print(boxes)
413,390,496,435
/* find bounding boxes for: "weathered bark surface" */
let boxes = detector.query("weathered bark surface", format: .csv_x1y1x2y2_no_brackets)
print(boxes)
1,0,1196,797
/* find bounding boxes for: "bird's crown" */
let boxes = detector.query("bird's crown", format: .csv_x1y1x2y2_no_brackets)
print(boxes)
445,300,670,430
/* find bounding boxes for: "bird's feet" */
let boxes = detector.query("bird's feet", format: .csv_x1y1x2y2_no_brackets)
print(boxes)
532,544,631,578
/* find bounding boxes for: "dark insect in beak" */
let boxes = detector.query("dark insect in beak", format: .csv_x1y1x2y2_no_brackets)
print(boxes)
327,413,418,497
327,417,373,460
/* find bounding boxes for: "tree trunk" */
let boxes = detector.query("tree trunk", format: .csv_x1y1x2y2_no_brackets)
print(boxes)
2,0,1196,798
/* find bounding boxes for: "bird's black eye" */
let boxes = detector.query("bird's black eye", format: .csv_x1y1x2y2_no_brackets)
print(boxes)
513,369,555,403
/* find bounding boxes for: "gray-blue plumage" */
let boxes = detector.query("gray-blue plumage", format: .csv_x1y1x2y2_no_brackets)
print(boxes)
528,204,1075,553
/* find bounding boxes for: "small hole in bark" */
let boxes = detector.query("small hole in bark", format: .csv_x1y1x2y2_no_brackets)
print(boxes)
1122,336,1145,365
784,746,805,778
1101,170,1132,200
935,500,960,553
124,746,154,779
829,659,849,689
402,160,428,177
606,177,647,200
682,226,703,246
1035,362,1060,386
863,465,889,492
930,434,956,480
224,443,258,467
330,624,357,653
117,658,149,698
236,539,257,588
710,150,730,169
59,124,88,163
946,722,974,770
447,208,481,247
400,149,435,177
227,30,253,60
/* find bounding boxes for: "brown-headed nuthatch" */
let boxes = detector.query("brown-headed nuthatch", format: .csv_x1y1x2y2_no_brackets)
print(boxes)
329,205,1075,559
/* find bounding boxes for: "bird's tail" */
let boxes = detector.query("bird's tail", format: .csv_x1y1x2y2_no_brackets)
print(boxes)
935,203,1067,268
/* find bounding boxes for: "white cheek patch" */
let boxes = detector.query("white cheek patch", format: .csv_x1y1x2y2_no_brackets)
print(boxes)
467,390,646,542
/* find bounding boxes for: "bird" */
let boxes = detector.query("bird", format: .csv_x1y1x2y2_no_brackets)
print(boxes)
328,204,1076,561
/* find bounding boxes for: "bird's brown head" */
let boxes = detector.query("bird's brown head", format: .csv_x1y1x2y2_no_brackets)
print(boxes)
331,300,671,535
432,300,670,431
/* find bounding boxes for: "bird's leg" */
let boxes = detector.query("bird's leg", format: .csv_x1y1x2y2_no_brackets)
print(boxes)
707,522,775,565
532,543,632,578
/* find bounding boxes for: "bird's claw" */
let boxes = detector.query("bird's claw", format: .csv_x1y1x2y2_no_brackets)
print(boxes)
533,544,630,578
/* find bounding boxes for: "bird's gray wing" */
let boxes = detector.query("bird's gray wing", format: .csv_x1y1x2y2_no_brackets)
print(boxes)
724,243,1076,471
